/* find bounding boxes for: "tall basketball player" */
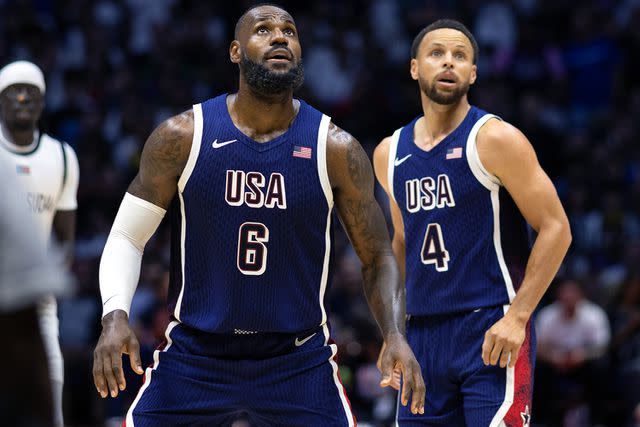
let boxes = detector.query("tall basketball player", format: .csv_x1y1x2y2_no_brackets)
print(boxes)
374,20,571,426
0,152,71,427
0,60,79,427
93,4,425,426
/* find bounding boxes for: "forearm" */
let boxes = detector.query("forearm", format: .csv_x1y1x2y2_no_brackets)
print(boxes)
362,252,405,338
391,236,405,283
509,220,571,322
52,210,76,267
100,193,165,317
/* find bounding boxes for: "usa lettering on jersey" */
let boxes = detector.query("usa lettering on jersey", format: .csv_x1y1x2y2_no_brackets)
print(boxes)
405,174,455,213
225,170,287,209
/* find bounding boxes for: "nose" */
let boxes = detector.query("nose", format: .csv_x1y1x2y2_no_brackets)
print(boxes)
270,28,288,46
15,88,30,103
442,51,454,68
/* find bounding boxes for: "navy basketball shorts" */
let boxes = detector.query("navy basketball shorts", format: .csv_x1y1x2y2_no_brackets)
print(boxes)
125,321,356,426
397,305,535,426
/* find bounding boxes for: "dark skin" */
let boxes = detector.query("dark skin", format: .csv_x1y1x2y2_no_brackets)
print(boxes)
0,84,76,264
93,5,425,414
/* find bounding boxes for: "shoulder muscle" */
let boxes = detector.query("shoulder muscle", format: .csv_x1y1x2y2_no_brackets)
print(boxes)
127,110,194,208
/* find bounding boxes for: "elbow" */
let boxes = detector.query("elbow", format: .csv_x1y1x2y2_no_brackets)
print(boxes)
539,215,572,252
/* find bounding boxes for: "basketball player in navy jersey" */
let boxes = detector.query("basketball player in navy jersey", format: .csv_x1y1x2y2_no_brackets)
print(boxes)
93,4,424,426
374,20,572,426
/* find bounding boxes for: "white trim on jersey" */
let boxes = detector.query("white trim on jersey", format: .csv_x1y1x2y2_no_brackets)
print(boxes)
126,320,179,426
178,104,203,191
316,114,333,326
322,323,355,427
56,139,80,211
489,305,516,427
174,104,203,321
466,114,516,302
466,114,501,191
387,128,402,203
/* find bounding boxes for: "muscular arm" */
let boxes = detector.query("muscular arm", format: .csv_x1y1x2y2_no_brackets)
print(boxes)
478,119,572,367
127,110,194,208
328,123,425,414
327,124,404,338
373,137,406,283
479,120,571,322
94,110,193,399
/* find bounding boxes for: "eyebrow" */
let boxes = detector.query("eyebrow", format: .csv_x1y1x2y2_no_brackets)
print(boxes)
430,42,469,49
253,14,295,25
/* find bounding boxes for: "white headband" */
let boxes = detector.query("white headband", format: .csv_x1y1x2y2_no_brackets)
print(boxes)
0,61,46,95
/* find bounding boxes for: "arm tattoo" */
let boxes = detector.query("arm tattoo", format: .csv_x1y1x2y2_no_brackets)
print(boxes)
128,110,193,207
145,113,193,177
328,123,404,337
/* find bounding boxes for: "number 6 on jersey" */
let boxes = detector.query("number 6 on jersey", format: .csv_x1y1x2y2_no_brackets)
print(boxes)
421,223,449,272
237,222,269,275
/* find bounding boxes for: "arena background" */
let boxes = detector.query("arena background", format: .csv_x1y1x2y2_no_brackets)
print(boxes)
1,0,639,426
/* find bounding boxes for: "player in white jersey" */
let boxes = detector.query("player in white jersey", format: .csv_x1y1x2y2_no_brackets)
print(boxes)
0,61,79,427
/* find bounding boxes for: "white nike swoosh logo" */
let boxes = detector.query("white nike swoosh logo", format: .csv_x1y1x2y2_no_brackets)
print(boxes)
394,154,412,166
211,139,237,149
294,332,317,347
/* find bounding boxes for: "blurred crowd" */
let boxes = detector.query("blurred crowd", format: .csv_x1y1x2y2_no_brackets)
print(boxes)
1,0,639,426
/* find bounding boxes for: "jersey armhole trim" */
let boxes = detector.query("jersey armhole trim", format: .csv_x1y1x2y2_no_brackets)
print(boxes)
317,114,333,208
466,114,502,191
59,140,68,191
387,128,402,203
178,104,203,191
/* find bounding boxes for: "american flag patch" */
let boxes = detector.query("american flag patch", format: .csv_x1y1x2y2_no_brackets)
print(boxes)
293,145,312,159
16,165,30,174
446,147,463,159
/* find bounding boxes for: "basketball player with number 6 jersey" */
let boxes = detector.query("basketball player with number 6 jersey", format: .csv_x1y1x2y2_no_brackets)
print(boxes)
374,20,572,426
93,4,425,426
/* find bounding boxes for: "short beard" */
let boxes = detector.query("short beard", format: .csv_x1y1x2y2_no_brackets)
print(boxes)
421,79,470,105
240,55,304,96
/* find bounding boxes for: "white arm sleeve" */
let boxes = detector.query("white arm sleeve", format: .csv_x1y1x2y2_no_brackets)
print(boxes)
100,193,166,318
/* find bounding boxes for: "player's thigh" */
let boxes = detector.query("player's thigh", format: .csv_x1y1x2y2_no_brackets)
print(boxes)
126,346,245,426
397,316,465,427
462,308,535,427
252,334,356,426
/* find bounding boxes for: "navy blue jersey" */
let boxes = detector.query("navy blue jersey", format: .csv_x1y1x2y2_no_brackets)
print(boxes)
388,107,531,316
167,94,334,333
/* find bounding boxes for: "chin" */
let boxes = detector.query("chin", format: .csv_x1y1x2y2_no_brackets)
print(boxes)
11,118,36,130
266,63,294,73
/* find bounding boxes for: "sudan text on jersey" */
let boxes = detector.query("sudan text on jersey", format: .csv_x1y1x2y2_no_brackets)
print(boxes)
404,174,455,213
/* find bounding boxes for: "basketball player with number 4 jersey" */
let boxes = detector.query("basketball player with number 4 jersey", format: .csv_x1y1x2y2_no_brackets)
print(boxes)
93,4,425,426
373,20,571,426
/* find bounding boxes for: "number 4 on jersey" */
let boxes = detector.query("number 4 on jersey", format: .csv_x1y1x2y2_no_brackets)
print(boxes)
421,223,449,272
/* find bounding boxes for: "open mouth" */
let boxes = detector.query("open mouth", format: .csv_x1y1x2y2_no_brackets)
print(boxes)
267,55,291,62
265,49,293,62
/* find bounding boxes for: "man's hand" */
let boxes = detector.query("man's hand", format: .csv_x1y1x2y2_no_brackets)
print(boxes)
377,342,402,390
92,310,143,398
481,312,526,368
378,334,425,415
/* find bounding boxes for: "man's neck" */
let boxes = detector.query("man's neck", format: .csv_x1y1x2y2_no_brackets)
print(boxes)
419,94,470,141
0,122,36,147
230,83,296,137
